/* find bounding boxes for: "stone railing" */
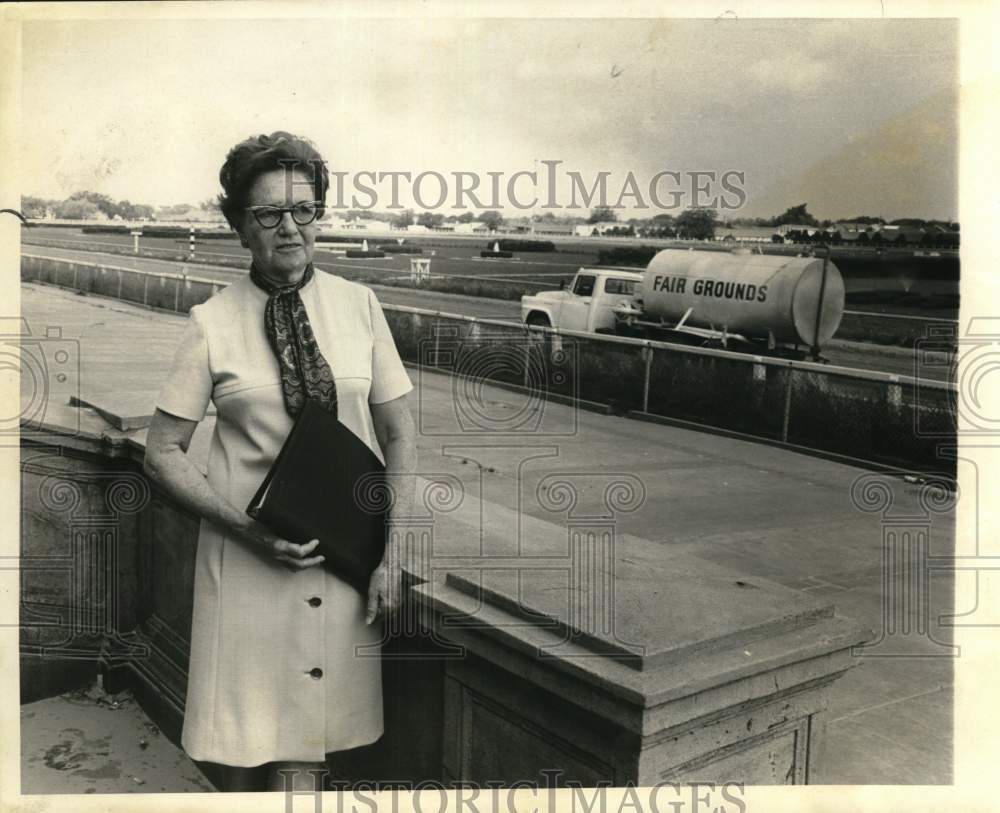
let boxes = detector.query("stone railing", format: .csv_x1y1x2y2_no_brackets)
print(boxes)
21,398,870,787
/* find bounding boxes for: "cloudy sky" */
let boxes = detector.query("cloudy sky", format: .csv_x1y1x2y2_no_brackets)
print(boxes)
20,15,958,220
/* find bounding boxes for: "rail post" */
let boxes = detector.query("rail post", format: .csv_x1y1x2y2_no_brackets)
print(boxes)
887,378,903,419
782,368,794,443
410,257,430,283
642,342,653,413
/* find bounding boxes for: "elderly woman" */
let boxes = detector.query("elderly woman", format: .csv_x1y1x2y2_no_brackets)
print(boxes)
143,131,416,793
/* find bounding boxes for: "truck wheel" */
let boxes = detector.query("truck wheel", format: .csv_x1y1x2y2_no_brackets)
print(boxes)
526,313,551,328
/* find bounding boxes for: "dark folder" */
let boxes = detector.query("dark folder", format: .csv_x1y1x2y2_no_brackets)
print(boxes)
246,398,387,595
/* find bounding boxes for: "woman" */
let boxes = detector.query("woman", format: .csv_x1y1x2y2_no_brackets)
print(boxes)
143,131,417,793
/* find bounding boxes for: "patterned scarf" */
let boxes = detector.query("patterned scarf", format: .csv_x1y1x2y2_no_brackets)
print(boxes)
249,262,338,418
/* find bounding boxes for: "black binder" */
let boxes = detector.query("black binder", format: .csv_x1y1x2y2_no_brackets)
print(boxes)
246,398,387,595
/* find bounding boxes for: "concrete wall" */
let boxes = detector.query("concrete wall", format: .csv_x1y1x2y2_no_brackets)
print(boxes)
20,422,868,787
17,424,451,784
22,253,955,475
20,436,150,702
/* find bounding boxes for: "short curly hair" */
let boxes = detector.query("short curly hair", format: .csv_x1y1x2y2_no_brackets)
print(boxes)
217,131,329,230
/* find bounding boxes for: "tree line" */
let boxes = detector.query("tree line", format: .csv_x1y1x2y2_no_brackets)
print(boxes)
22,192,155,222
722,203,958,231
21,192,955,243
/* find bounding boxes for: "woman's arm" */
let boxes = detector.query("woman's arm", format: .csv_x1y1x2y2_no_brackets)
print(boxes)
366,393,417,623
143,408,325,570
371,393,418,522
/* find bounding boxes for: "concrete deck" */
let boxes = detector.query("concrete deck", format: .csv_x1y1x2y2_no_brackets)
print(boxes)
16,280,954,792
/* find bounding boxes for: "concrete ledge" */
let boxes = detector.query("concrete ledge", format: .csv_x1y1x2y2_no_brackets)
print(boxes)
402,360,616,416
20,408,870,786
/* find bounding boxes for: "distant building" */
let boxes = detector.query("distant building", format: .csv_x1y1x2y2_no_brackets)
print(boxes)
831,224,866,243
152,206,225,223
773,223,820,237
503,217,533,233
770,221,958,249
318,215,349,231
574,221,627,237
453,221,490,234
896,227,927,245
341,218,384,231
531,222,575,236
713,226,775,243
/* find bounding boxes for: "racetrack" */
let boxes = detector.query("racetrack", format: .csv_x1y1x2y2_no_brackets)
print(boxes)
22,226,960,319
20,242,953,382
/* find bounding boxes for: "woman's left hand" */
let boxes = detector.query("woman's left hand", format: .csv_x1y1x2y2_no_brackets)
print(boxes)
366,545,402,625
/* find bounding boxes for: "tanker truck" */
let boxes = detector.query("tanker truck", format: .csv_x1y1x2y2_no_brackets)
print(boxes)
520,247,845,358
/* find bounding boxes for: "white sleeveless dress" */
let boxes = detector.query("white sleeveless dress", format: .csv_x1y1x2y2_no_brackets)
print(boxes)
155,270,412,767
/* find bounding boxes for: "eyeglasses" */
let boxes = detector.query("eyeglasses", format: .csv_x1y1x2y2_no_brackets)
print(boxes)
244,201,324,228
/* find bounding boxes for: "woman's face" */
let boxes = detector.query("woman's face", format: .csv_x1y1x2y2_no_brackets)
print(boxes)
239,168,319,283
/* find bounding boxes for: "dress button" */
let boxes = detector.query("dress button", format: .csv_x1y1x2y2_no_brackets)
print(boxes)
308,596,322,607
310,667,323,679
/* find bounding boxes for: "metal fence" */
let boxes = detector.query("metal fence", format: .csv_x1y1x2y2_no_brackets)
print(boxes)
381,307,955,475
21,253,956,476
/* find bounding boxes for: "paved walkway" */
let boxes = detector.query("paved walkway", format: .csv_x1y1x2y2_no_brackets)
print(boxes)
17,281,954,791
21,681,213,794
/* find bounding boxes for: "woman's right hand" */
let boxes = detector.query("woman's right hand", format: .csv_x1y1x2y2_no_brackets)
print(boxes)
239,519,326,571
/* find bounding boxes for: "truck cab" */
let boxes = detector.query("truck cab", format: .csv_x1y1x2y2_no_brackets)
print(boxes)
521,268,644,333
